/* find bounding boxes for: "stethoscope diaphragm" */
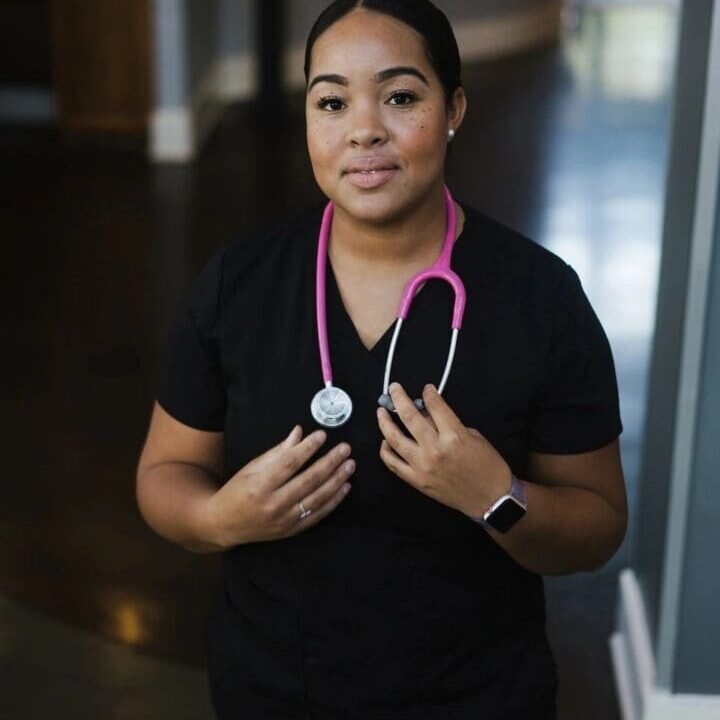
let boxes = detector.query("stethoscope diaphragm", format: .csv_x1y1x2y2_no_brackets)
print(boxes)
310,385,353,427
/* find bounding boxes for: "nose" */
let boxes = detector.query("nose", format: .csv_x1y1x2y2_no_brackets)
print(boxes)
346,101,388,147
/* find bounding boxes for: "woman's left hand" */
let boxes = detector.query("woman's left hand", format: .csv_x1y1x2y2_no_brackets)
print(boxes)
377,382,511,518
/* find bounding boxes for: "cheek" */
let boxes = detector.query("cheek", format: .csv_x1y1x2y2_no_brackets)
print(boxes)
306,127,332,172
395,108,445,158
307,118,339,164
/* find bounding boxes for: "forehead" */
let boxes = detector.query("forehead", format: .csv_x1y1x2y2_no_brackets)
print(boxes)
309,9,431,77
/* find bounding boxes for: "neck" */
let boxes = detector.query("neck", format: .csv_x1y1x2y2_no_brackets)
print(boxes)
328,186,463,272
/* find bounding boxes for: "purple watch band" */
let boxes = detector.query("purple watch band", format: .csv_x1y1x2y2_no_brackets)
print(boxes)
510,474,526,505
471,474,526,527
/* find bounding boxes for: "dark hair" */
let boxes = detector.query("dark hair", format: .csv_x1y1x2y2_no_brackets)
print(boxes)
304,0,463,106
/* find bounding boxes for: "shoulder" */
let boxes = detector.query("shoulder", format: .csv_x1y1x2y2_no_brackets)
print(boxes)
460,202,570,277
184,202,325,321
458,200,575,300
219,201,325,303
172,202,325,340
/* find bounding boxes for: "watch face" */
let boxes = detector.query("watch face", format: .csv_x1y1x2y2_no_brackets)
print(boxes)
487,498,526,533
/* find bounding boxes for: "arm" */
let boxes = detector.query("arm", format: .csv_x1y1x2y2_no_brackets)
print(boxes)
137,401,356,553
477,438,628,576
136,401,226,554
377,384,628,577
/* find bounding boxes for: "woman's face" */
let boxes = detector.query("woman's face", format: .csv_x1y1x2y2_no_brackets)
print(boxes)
305,9,466,225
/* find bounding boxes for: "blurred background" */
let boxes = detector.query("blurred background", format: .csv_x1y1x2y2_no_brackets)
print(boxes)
2,1,720,718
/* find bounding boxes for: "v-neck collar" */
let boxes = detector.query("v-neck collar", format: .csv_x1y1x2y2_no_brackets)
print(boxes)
326,257,398,355
318,200,473,359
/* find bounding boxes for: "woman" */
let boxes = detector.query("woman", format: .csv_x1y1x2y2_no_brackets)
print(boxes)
136,1,628,718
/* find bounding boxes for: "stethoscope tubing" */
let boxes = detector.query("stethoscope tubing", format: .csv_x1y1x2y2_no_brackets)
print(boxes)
316,198,335,390
313,185,467,424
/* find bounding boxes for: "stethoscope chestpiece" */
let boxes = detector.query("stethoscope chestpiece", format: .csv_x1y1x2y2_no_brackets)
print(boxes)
311,385,353,428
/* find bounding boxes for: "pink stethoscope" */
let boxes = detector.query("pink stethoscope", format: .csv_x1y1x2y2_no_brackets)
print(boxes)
311,185,467,428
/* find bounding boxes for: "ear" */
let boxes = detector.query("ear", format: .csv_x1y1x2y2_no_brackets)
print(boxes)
447,86,467,133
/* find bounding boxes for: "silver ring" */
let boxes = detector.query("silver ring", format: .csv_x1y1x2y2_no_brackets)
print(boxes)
299,500,312,520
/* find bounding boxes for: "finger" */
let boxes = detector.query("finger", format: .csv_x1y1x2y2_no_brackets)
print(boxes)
271,424,302,451
278,440,352,504
267,428,328,487
286,455,355,522
421,384,465,436
379,438,416,486
388,383,435,444
264,425,305,461
241,425,302,474
377,406,419,465
282,470,353,537
270,425,303,458
284,424,302,446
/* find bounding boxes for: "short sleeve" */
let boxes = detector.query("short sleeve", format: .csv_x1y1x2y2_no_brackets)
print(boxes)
530,263,623,454
156,247,227,431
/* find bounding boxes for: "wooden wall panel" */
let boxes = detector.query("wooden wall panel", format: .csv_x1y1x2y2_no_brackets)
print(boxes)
50,0,151,132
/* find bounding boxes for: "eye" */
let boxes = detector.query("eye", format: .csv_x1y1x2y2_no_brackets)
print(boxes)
388,91,417,106
317,96,345,112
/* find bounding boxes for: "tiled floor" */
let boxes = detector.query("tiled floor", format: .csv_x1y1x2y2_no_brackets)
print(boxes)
0,3,676,718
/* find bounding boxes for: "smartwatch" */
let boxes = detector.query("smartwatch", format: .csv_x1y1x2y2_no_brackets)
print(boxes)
472,474,527,533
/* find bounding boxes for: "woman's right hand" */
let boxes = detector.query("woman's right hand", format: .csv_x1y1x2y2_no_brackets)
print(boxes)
201,425,355,548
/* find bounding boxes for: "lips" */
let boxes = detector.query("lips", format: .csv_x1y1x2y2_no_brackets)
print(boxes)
343,157,400,189
344,157,400,174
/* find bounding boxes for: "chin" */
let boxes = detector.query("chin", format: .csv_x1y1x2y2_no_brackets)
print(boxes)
333,183,416,225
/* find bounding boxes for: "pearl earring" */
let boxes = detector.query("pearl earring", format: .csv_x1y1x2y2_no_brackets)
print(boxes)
447,128,456,141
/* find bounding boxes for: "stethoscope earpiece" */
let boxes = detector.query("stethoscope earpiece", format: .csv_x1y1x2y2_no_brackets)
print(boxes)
377,393,395,411
377,394,426,414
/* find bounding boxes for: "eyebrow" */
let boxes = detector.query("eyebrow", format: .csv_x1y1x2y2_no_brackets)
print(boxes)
307,66,430,93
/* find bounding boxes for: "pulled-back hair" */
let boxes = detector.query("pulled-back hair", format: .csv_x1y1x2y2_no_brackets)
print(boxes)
304,0,463,105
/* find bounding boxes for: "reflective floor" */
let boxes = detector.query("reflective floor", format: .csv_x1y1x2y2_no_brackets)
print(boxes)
0,3,676,718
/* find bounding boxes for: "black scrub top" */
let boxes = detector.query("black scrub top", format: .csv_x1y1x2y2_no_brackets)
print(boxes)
156,199,623,719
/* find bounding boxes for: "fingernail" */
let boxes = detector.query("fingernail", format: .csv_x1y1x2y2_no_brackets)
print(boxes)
316,430,326,443
389,382,400,392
